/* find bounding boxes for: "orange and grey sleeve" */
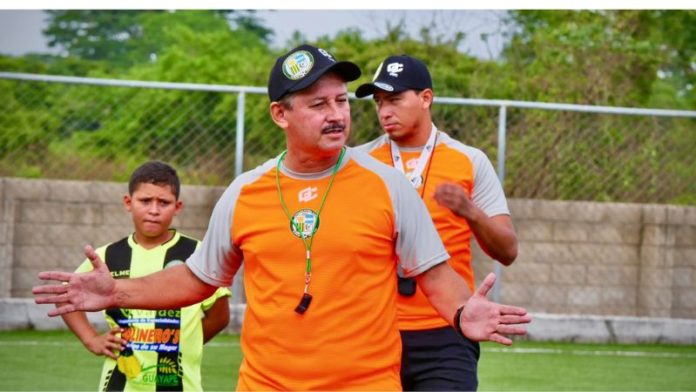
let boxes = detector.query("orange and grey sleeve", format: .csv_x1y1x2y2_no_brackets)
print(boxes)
185,160,275,287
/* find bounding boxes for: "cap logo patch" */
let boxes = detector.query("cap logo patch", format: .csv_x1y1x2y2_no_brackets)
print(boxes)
386,62,404,77
282,50,315,80
318,48,335,62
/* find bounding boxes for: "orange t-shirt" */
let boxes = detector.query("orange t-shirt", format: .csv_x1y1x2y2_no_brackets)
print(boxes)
360,127,510,330
186,147,448,390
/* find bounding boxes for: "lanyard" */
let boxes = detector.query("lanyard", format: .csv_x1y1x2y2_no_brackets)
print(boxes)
275,147,345,314
390,126,438,189
390,127,437,281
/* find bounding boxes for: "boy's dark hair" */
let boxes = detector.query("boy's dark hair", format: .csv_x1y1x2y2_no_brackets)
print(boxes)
128,161,181,199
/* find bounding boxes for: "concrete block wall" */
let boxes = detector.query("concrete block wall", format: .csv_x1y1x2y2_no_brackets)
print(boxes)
472,199,696,319
3,177,696,320
0,177,224,298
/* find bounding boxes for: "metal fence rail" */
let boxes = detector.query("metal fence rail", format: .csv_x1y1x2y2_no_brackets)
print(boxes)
2,72,695,307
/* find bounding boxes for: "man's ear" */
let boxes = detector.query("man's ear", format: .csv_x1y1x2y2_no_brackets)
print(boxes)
270,102,289,129
420,89,434,109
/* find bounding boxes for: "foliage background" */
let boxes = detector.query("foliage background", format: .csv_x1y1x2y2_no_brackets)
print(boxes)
1,10,694,204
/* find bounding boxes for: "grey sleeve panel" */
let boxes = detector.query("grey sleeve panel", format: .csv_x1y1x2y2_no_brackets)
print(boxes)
186,158,277,287
354,134,389,153
441,135,510,218
350,149,449,278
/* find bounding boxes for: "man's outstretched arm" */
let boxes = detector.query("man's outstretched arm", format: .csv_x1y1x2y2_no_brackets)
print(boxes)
34,245,218,317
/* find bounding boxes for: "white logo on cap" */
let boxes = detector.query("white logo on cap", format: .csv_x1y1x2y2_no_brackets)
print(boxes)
386,62,404,77
374,82,394,91
318,48,335,62
282,50,315,80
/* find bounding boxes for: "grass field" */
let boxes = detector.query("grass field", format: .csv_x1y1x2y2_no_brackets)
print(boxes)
1,330,695,391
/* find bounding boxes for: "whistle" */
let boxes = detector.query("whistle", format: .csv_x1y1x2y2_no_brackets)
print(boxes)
295,293,313,314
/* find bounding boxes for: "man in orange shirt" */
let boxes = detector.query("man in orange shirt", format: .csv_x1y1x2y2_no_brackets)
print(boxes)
356,55,518,390
34,44,530,391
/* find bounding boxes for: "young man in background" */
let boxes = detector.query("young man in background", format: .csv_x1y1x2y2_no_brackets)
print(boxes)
357,55,518,391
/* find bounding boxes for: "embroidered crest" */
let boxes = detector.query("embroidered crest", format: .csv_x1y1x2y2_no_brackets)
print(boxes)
282,50,314,80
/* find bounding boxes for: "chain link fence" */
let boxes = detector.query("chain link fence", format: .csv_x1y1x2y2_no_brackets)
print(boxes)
2,72,694,205
2,72,696,319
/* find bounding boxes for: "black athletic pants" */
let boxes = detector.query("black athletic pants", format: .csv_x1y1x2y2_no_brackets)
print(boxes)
400,326,481,391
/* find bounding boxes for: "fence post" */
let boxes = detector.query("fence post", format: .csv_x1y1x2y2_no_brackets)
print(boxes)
493,104,508,303
235,91,246,178
233,91,246,317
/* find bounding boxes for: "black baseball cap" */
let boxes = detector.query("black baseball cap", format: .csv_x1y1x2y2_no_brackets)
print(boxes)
267,44,362,102
355,55,432,98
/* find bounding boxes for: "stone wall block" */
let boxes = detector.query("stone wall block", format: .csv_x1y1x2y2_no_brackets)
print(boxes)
639,267,674,288
600,287,636,307
101,204,133,226
667,205,696,226
507,198,536,219
674,226,696,247
586,265,639,285
5,179,49,200
180,185,225,207
553,222,591,242
503,262,551,283
641,204,667,224
47,180,92,202
516,220,553,241
672,267,693,287
535,200,575,221
673,288,696,310
550,264,586,285
567,286,601,306
673,248,696,267
531,285,568,306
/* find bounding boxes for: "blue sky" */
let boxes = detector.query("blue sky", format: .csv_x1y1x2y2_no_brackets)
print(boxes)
0,10,510,60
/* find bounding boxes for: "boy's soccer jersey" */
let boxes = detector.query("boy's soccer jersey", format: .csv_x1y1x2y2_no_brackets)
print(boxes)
76,231,230,392
360,127,510,330
186,147,449,390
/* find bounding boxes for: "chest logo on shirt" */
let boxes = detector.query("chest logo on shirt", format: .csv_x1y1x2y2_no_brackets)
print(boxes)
290,209,320,239
298,186,318,202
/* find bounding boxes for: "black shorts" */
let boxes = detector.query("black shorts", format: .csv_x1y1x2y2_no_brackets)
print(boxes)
400,326,480,391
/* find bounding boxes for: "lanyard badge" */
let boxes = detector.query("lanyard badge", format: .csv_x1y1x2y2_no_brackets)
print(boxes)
390,126,438,190
275,148,345,314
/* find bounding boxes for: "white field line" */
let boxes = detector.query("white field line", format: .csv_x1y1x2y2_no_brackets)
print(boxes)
485,347,696,359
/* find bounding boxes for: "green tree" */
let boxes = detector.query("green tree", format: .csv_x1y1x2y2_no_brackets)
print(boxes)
43,10,272,69
499,10,695,107
494,10,696,204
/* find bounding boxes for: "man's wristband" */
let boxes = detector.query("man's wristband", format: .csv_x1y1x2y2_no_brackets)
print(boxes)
453,304,466,337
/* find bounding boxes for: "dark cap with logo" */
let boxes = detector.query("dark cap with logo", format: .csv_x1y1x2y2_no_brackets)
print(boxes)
267,44,362,102
355,55,432,98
